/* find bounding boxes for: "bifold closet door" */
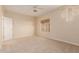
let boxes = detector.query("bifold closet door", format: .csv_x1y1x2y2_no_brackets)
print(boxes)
2,17,13,40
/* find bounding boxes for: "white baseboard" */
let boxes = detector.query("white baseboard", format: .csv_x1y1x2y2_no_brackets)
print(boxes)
38,35,79,46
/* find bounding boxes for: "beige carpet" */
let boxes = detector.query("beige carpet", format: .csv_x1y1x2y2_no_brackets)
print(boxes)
0,36,79,53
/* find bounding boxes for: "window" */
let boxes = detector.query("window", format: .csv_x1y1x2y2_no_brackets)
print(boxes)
41,19,50,32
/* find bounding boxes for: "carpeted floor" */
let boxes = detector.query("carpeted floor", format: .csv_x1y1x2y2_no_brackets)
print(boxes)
0,36,79,53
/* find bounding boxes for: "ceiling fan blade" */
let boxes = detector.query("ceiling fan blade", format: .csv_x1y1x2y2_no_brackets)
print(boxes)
33,5,43,9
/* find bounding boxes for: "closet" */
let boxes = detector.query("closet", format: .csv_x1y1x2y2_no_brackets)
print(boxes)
2,16,13,40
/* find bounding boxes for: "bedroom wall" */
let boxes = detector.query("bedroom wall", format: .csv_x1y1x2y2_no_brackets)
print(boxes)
0,6,2,40
0,6,4,49
0,6,4,40
36,6,79,46
4,10,35,39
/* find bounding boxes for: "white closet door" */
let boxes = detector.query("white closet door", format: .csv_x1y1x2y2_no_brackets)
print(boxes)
2,17,13,40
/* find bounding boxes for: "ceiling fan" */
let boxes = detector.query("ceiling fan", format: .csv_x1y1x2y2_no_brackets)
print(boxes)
33,5,43,12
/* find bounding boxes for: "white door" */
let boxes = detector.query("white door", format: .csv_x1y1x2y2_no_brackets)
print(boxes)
2,17,13,40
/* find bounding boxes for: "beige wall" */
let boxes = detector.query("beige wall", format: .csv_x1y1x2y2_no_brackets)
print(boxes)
4,10,35,39
0,6,2,40
36,6,79,46
0,6,4,49
0,6,4,40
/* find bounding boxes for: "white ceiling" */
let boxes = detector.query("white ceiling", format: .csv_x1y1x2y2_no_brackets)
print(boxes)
4,5,61,16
